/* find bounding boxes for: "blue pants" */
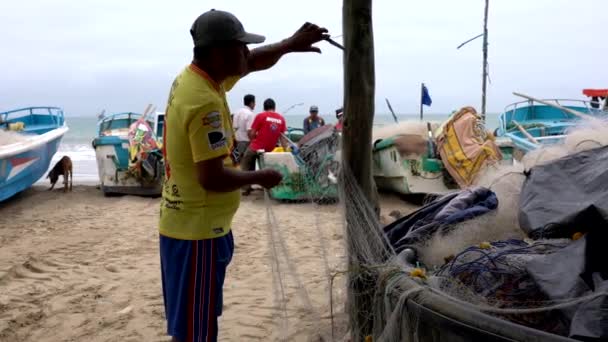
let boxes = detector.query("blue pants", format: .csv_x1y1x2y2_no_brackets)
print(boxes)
160,232,234,342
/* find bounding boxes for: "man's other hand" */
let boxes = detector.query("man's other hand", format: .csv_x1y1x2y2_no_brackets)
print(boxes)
257,169,284,189
286,23,330,54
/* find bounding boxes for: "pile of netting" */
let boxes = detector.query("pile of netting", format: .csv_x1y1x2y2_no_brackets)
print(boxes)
337,117,608,341
0,129,35,146
261,116,608,341
433,239,572,334
261,125,341,203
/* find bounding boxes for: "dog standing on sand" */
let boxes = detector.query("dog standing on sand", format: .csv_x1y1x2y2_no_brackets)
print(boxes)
48,156,73,192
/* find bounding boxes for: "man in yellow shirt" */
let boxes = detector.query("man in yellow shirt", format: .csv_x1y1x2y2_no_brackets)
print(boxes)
159,9,329,342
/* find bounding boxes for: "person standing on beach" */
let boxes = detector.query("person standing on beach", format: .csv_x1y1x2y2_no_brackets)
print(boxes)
303,105,325,134
335,107,344,131
240,98,289,195
232,94,256,162
159,9,328,342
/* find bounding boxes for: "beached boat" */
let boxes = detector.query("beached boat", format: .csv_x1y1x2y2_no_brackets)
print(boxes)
0,107,69,201
372,126,452,195
92,112,163,196
285,127,305,144
372,108,508,196
496,93,608,155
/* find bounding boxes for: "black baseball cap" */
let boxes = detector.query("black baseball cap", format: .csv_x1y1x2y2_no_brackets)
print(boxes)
190,9,266,48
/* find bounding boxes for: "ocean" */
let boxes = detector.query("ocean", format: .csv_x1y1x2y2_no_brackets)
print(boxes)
46,113,500,184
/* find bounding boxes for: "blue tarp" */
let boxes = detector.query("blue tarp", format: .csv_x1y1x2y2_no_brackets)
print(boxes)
384,187,498,253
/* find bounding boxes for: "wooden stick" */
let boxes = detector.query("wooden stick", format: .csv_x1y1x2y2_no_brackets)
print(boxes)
384,98,398,123
512,92,595,120
481,0,489,121
343,0,378,339
512,120,539,144
141,104,154,120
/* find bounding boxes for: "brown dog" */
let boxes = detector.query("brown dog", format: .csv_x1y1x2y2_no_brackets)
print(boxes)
48,156,73,192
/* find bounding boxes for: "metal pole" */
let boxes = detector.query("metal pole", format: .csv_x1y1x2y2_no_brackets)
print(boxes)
481,0,489,122
420,83,424,121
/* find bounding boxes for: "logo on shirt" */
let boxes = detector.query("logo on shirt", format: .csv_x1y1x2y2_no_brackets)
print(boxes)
207,130,227,150
203,111,222,128
266,117,282,124
266,117,282,132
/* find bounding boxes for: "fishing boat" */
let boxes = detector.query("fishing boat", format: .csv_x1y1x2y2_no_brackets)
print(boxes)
372,121,452,196
92,111,163,196
372,107,508,196
285,127,305,144
496,92,608,155
0,107,69,201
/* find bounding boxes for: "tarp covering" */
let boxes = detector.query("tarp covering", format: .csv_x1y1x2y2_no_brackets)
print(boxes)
436,106,502,188
519,145,608,239
384,186,498,252
526,232,608,340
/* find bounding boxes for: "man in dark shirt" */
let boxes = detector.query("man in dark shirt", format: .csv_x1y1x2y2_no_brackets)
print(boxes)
303,105,325,134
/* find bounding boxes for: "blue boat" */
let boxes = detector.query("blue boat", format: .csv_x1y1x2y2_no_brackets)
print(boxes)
496,95,607,154
92,112,163,196
0,107,69,202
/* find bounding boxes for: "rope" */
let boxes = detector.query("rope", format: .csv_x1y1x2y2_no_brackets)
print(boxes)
264,190,289,340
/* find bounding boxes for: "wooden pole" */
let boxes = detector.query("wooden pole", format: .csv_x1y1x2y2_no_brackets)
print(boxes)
511,120,539,144
342,0,377,339
481,0,489,122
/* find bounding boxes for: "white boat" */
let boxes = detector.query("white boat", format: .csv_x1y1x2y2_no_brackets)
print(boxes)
92,112,163,196
372,121,453,195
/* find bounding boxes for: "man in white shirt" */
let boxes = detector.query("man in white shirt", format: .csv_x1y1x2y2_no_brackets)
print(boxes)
233,94,256,162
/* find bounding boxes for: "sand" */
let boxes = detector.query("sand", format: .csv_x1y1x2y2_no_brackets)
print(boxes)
0,185,417,341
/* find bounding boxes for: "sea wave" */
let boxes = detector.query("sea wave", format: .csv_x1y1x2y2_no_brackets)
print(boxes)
55,144,96,161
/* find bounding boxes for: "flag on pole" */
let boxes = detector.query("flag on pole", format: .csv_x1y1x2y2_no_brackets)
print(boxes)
421,84,432,107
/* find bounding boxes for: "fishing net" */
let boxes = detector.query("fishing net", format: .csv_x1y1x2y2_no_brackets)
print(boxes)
260,126,341,203
261,117,608,341
0,130,34,146
434,239,571,334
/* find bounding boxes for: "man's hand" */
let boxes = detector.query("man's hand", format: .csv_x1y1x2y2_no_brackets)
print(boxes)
246,23,330,75
285,23,330,54
257,169,283,189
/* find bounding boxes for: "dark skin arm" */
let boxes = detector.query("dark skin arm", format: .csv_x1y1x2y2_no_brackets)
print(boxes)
244,23,329,76
197,156,280,192
248,128,257,141
195,23,328,193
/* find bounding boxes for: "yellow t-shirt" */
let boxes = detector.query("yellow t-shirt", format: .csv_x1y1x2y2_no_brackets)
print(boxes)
159,64,240,240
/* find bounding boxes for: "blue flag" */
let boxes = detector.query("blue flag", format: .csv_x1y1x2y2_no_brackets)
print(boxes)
421,84,432,107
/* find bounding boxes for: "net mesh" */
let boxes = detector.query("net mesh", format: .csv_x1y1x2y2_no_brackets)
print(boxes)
261,118,608,341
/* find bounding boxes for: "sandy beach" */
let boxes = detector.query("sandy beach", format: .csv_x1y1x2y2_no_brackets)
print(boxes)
0,185,415,341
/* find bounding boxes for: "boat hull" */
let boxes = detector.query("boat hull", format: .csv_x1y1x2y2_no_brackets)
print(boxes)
0,126,68,202
372,139,452,195
92,135,162,197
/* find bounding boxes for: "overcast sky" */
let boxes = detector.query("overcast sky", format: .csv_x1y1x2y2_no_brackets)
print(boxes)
1,0,606,117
